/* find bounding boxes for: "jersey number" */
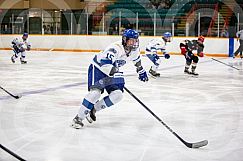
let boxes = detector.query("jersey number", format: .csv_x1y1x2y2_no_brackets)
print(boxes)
106,53,114,61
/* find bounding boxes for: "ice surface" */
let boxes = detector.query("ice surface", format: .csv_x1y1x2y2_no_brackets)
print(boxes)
0,50,243,161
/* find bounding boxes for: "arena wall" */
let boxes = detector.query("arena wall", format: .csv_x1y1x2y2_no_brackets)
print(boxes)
0,35,239,57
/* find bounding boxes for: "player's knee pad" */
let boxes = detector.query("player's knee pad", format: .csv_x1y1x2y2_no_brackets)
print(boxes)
192,55,199,63
155,58,162,66
110,90,123,103
82,89,101,109
94,89,123,110
146,53,160,65
186,61,192,66
105,90,123,107
21,52,26,58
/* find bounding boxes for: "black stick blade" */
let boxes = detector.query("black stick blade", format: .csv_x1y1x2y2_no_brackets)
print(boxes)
0,86,21,99
14,95,21,99
188,140,208,148
124,87,208,149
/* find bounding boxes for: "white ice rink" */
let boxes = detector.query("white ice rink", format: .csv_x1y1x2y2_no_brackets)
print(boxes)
0,50,243,161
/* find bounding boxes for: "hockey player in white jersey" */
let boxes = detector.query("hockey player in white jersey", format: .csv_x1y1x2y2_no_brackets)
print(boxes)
71,29,149,129
11,33,31,64
145,32,172,77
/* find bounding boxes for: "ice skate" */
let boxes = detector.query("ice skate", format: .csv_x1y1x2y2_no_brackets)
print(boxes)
71,115,84,129
149,67,160,78
190,71,199,76
11,56,15,63
20,58,27,64
190,66,199,76
21,60,27,64
86,107,96,123
184,67,191,75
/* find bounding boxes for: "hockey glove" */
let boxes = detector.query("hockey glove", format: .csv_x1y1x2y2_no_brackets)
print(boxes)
180,46,187,55
137,67,148,82
164,53,170,59
19,47,25,52
27,44,31,51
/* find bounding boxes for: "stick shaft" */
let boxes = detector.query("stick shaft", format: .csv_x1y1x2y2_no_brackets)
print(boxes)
0,86,19,99
0,144,26,161
124,87,192,147
211,58,240,70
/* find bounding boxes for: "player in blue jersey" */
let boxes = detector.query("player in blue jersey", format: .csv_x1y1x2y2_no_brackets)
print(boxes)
11,33,31,64
71,29,149,128
145,32,172,77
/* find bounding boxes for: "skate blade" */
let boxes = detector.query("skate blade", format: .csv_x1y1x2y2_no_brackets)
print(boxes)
148,73,159,79
86,115,93,124
191,75,199,77
184,73,199,78
70,122,83,129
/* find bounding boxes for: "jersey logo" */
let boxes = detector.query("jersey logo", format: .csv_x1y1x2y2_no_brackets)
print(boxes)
105,48,117,61
106,52,114,61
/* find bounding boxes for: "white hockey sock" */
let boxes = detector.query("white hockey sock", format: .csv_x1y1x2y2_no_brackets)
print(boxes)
78,89,101,119
191,63,197,72
95,90,123,111
151,65,158,71
21,52,26,60
191,63,197,68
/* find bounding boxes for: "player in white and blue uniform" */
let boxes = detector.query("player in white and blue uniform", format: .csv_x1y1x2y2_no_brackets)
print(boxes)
145,32,172,77
71,29,148,128
11,33,31,64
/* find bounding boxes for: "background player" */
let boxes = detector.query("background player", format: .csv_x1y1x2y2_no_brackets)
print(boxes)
71,29,148,129
234,29,243,59
145,32,171,77
11,33,31,64
179,36,205,76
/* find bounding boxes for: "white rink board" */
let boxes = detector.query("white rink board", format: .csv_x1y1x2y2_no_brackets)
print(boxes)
0,35,237,55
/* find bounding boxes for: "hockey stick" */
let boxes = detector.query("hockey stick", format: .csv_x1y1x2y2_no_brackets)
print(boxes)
0,86,21,99
124,87,208,148
0,144,26,161
211,58,240,70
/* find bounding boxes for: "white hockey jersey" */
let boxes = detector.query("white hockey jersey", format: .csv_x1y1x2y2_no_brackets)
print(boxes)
145,39,167,54
92,41,141,76
12,38,31,51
